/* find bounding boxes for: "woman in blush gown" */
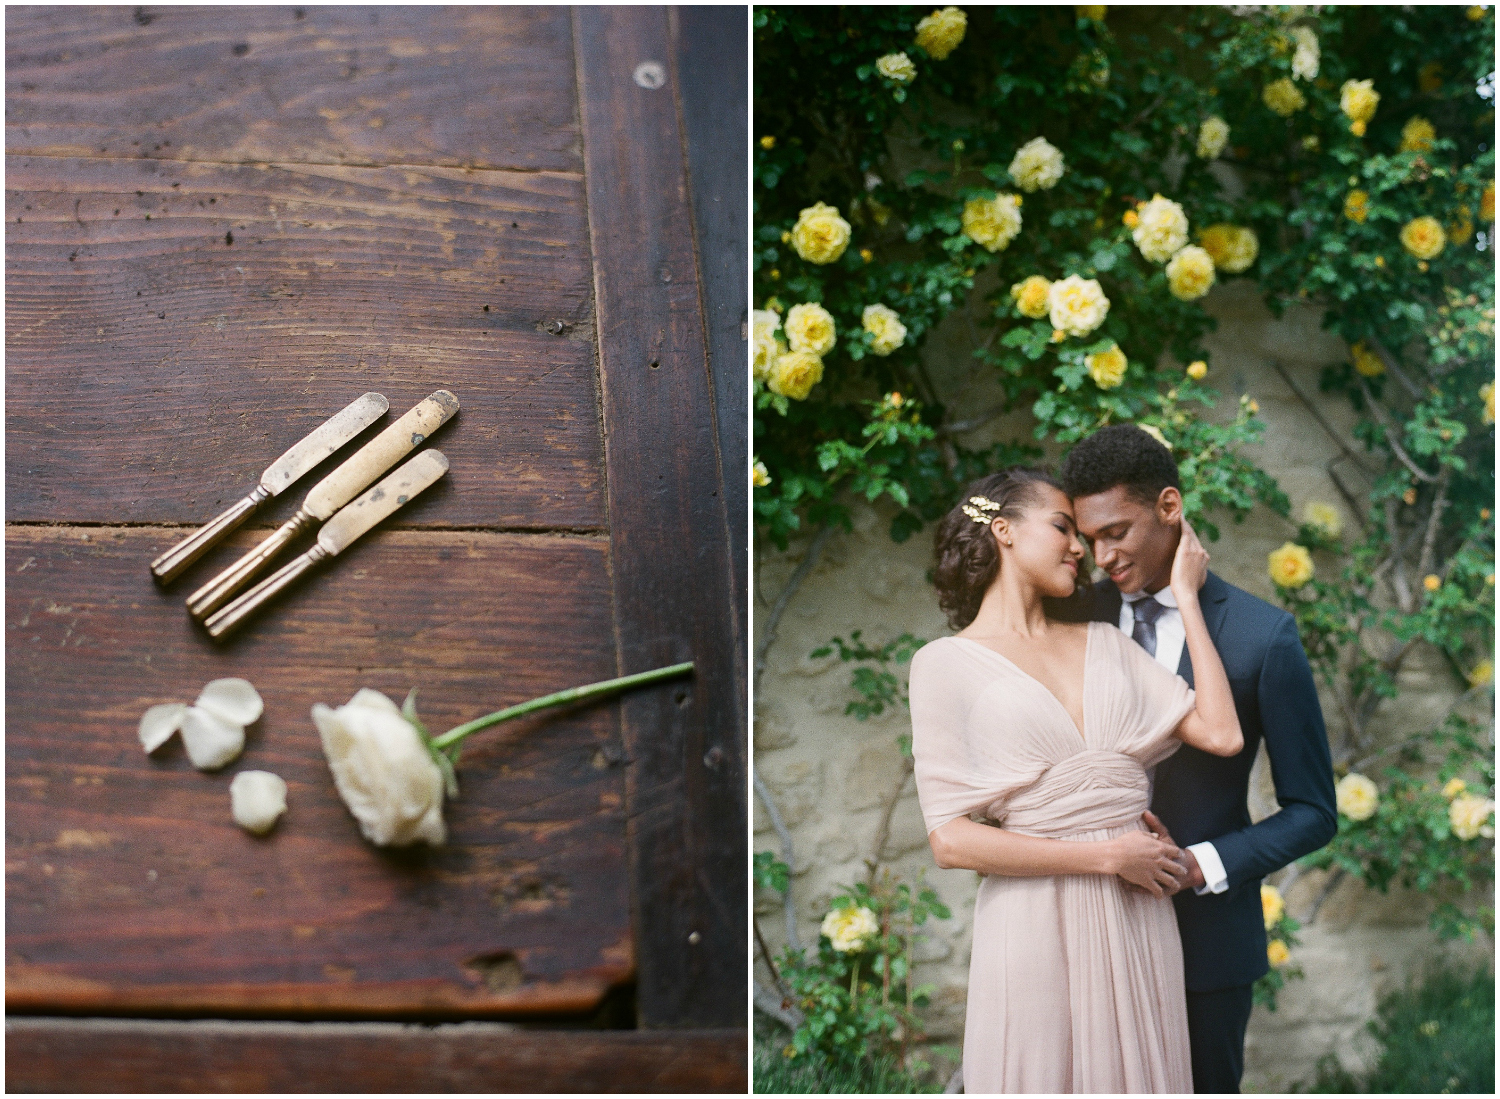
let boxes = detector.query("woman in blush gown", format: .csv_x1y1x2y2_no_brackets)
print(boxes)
909,468,1244,1094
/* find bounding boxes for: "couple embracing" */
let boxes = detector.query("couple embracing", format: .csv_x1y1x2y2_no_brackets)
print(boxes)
910,424,1338,1094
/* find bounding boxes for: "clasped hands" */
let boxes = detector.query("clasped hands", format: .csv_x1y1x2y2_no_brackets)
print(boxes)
1110,810,1206,898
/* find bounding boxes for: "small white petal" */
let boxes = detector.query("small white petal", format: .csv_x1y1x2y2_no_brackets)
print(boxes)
139,703,187,753
346,687,401,715
230,770,288,834
195,677,264,727
181,705,246,771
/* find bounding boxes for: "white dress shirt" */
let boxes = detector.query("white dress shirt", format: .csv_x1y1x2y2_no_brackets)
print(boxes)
1119,586,1229,896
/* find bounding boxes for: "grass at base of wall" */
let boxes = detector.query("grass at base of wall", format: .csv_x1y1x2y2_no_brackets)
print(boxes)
1296,965,1494,1094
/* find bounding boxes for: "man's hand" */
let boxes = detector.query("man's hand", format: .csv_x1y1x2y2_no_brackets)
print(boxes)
1142,810,1205,894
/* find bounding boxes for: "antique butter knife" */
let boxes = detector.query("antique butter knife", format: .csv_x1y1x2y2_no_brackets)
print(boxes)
185,389,459,620
149,392,390,585
202,449,450,641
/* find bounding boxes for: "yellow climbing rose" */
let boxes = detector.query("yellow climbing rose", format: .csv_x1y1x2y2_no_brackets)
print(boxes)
1303,501,1343,538
1085,343,1128,389
1261,885,1285,930
1267,940,1291,967
1400,216,1446,260
790,201,852,265
1166,245,1216,301
1340,79,1380,128
1344,190,1370,223
962,192,1023,252
784,302,837,356
1263,77,1306,117
1186,360,1208,381
1269,543,1314,588
1336,773,1379,821
1350,340,1385,377
768,351,824,400
914,6,967,60
1198,224,1259,273
1399,116,1436,153
1449,794,1495,840
1010,275,1053,319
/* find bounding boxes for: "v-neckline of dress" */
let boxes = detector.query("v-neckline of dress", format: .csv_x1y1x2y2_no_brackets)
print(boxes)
951,622,1096,744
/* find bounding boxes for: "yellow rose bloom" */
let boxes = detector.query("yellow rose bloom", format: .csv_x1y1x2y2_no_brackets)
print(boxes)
1269,543,1314,588
1448,207,1474,246
784,302,837,356
1186,360,1208,381
1341,79,1380,126
1197,116,1230,160
1123,209,1139,228
876,52,917,85
790,201,852,265
1449,794,1495,840
1086,343,1128,389
1009,136,1066,193
821,904,880,952
1198,224,1259,274
1291,26,1320,81
1048,274,1111,337
1470,661,1494,688
1267,940,1291,967
760,135,776,150
1011,275,1054,319
1076,5,1107,20
914,6,967,61
1444,778,1468,800
1400,216,1446,260
1467,5,1486,20
1344,190,1370,223
752,309,782,382
1303,501,1343,538
962,193,1023,253
862,303,908,356
1482,382,1494,425
752,460,771,488
1263,77,1306,117
768,351,825,401
1399,116,1436,153
1132,194,1190,263
1336,773,1379,821
1166,245,1217,301
1481,182,1495,223
1423,574,1441,592
1350,340,1385,377
1261,885,1286,930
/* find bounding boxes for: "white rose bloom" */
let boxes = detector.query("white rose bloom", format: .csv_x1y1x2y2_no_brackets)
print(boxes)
230,770,288,835
314,688,447,847
1197,116,1230,160
752,309,781,382
1008,136,1066,193
1291,27,1320,81
1132,194,1191,264
1048,274,1111,338
138,678,262,771
875,52,917,85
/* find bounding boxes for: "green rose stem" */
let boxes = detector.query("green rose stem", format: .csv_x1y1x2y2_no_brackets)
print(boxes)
429,661,694,752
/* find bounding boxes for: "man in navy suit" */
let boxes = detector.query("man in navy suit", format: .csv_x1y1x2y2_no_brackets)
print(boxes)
1059,423,1338,1094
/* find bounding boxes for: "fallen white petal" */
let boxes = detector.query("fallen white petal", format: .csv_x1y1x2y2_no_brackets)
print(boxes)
230,770,287,834
195,677,264,727
180,705,246,771
139,703,188,753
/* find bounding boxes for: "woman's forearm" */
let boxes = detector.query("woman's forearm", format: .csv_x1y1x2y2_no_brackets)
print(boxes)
930,816,1113,876
1177,594,1243,755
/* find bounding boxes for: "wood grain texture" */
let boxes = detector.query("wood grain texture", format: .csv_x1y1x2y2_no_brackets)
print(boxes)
7,527,635,1018
5,1019,748,1093
575,7,747,1028
5,6,581,172
6,154,603,528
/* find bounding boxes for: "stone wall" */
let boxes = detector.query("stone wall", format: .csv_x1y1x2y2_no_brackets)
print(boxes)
752,280,1494,1090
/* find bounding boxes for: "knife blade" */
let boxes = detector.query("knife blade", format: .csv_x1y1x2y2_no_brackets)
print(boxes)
149,392,389,585
184,390,459,619
201,449,450,641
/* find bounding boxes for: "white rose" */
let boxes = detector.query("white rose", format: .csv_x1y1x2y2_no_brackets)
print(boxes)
1290,27,1319,80
1197,116,1230,160
139,677,263,771
875,52,917,85
1008,136,1066,193
1048,274,1111,338
230,770,288,835
314,688,447,847
1132,194,1190,264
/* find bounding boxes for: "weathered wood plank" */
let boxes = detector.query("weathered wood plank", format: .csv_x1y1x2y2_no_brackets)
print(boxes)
6,155,604,528
4,1019,748,1093
6,527,636,1017
575,6,747,1028
5,5,581,172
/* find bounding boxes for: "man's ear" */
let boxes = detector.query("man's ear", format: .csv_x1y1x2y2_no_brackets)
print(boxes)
1156,486,1183,524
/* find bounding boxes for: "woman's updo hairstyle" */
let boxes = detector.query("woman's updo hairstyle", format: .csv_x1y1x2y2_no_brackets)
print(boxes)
933,467,1063,630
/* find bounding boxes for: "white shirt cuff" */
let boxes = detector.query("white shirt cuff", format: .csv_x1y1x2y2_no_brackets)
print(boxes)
1188,841,1229,895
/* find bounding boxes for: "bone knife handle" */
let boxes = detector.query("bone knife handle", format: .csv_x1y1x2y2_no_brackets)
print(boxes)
186,508,318,621
202,544,332,642
150,485,272,585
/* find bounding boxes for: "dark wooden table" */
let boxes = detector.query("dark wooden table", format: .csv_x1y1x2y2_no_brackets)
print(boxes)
5,6,747,1092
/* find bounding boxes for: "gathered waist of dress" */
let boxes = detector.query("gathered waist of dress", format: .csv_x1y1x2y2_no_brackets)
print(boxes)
995,749,1152,839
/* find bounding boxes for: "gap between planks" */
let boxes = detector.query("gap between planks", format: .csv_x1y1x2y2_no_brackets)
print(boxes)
6,151,585,181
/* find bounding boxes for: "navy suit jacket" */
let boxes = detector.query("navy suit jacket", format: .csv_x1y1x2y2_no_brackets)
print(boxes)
1057,571,1337,991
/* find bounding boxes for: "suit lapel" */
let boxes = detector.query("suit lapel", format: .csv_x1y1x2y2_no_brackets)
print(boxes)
1177,571,1231,686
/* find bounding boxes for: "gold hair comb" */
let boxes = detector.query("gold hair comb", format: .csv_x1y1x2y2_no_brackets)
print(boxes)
961,495,1002,524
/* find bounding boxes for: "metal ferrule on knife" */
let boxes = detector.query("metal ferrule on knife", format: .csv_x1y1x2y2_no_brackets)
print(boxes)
202,449,451,641
149,392,390,585
185,390,459,620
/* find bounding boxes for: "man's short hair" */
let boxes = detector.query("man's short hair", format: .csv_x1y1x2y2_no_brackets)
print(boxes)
1059,424,1180,507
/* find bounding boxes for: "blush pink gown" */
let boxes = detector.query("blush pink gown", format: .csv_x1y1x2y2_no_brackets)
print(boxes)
910,621,1196,1094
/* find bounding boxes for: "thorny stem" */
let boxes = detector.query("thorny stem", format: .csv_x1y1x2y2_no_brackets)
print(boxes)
430,662,694,750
